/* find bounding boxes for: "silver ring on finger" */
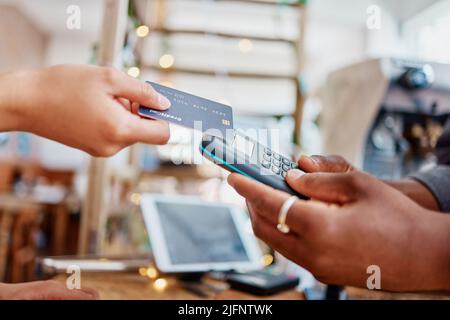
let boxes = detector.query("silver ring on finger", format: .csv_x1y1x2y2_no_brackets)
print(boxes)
277,195,298,234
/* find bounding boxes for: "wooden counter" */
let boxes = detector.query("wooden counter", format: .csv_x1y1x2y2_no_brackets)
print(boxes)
54,272,449,300
55,272,304,300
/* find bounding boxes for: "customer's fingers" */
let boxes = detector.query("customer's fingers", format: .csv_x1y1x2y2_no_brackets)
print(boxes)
37,281,99,300
79,287,100,300
107,69,170,110
121,114,170,145
51,288,98,300
131,101,140,114
286,171,365,204
117,97,131,111
297,155,354,173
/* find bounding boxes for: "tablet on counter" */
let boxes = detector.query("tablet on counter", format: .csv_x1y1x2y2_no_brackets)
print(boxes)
140,194,263,273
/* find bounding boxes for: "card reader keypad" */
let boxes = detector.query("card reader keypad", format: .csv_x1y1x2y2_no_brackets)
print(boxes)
260,148,297,178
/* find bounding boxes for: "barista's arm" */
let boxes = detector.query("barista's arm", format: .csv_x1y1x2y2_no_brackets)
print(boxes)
298,155,441,211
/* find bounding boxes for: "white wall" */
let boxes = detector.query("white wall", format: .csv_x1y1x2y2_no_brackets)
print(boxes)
44,35,93,66
0,5,47,71
366,1,406,59
303,17,367,92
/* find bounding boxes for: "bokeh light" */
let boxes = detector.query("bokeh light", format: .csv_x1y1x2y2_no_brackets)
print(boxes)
136,25,149,38
159,54,175,69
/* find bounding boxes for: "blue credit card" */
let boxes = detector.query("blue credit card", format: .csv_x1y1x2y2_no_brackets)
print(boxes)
138,81,233,138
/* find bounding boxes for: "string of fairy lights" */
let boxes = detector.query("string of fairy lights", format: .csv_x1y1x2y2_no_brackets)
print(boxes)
120,0,310,79
120,1,271,166
124,21,255,80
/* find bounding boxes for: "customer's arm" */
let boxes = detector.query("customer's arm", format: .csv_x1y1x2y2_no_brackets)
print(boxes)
0,280,99,300
0,64,171,157
0,65,173,300
298,155,441,211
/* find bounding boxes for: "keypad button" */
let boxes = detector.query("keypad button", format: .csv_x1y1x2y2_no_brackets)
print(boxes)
282,158,291,166
272,167,280,175
264,148,272,156
272,159,281,167
282,164,290,172
281,171,287,178
291,162,297,169
262,160,271,169
263,153,271,161
273,153,281,160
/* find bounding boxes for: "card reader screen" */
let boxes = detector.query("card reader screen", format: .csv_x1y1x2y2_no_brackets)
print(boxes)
233,134,255,158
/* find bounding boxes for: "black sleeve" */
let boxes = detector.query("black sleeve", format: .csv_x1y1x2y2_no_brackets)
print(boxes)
409,119,450,212
410,165,450,213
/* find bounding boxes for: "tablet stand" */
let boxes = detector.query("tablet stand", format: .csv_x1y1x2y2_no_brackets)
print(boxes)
175,272,227,298
177,272,205,282
325,285,344,300
304,284,346,300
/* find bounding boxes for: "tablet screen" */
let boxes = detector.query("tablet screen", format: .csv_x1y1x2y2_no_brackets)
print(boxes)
155,202,250,265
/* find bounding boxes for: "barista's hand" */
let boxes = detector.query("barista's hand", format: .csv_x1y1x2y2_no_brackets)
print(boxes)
228,170,450,291
297,155,439,211
297,155,354,173
0,65,171,157
0,280,99,300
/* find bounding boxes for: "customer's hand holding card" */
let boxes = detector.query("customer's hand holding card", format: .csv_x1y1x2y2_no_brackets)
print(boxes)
138,81,233,138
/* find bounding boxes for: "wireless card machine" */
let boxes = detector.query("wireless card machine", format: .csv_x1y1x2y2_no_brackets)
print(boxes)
200,131,308,199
